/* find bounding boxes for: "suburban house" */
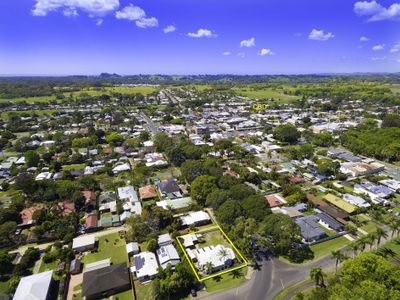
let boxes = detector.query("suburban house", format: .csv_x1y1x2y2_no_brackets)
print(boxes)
180,211,211,227
138,185,158,201
72,235,96,252
296,215,327,243
157,244,180,269
118,185,142,216
324,194,356,214
85,214,98,232
156,197,193,211
354,181,392,204
157,178,182,199
13,271,53,300
379,179,400,193
193,245,236,274
343,194,370,208
158,233,173,247
266,194,287,208
82,263,131,300
132,251,159,283
126,242,140,256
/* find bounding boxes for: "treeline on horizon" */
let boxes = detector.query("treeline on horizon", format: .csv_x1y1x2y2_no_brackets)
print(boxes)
0,73,399,100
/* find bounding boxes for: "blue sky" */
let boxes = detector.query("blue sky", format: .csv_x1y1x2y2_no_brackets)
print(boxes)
0,0,399,75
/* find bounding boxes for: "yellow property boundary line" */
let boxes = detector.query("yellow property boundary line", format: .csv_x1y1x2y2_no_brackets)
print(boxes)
176,225,248,282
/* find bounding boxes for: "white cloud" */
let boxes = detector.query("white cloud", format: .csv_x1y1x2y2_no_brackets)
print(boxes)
354,1,400,22
398,59,400,63
360,36,370,42
390,43,400,53
163,25,176,33
371,56,386,60
237,52,245,58
136,17,158,28
96,18,103,25
372,43,385,50
32,0,119,17
308,29,334,41
115,4,158,28
222,51,231,56
187,29,217,38
240,37,255,47
63,7,78,17
258,48,275,56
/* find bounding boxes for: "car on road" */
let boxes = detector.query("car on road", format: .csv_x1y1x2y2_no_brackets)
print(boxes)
191,289,197,297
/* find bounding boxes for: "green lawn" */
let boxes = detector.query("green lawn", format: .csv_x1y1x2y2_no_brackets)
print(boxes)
1,109,56,120
110,289,134,300
134,281,156,300
62,164,86,171
0,96,57,103
0,279,10,296
200,230,231,248
232,87,299,103
310,236,350,259
204,267,247,292
82,233,128,265
39,259,59,273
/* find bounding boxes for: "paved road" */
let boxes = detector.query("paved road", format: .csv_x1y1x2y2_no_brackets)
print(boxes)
140,111,158,136
199,254,336,300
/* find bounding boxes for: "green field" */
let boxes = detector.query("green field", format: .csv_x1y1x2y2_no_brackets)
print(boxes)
232,87,299,103
310,236,350,259
82,233,128,265
1,109,56,120
0,96,56,103
204,267,247,292
62,164,86,171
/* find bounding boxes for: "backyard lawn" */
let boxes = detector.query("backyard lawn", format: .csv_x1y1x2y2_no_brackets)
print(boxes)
82,233,127,265
110,289,134,300
310,236,350,259
134,281,156,300
200,230,231,248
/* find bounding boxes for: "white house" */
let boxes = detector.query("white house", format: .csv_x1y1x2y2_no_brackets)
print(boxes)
133,252,159,283
13,271,53,300
194,245,236,274
72,235,96,252
157,244,180,270
180,211,211,227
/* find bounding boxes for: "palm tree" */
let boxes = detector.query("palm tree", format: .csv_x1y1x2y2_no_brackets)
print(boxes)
331,250,348,274
377,247,397,259
366,233,377,250
349,242,359,258
389,221,399,238
310,266,326,287
218,248,228,260
375,228,388,247
357,237,367,252
205,261,214,274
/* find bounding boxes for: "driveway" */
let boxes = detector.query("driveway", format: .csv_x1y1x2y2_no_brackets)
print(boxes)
67,273,83,300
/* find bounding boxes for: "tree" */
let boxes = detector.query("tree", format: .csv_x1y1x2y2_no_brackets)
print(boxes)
25,150,40,167
312,132,334,147
273,125,300,144
349,242,359,258
0,252,14,275
310,266,325,287
147,239,159,253
375,228,388,247
258,214,301,256
216,200,244,226
180,160,206,183
205,189,231,209
218,176,239,190
228,184,255,201
382,114,400,128
316,158,340,177
205,261,214,274
190,175,217,206
105,132,123,146
241,194,271,221
331,250,347,274
0,221,17,245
